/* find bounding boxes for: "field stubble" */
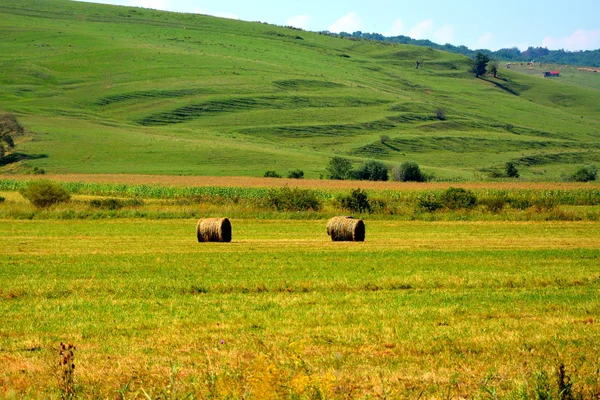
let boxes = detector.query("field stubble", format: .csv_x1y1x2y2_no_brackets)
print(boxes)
1,218,599,398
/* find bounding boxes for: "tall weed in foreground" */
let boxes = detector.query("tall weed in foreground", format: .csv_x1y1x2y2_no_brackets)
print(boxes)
57,343,76,400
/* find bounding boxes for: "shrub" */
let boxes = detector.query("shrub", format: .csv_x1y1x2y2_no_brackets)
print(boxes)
89,198,144,210
0,196,5,203
486,169,504,179
264,170,281,178
287,169,304,179
265,187,321,211
479,195,508,213
440,187,477,210
392,161,425,182
326,157,354,180
31,166,46,175
339,189,371,213
505,161,520,178
435,107,446,120
571,164,597,182
354,160,388,181
19,180,70,208
417,193,442,212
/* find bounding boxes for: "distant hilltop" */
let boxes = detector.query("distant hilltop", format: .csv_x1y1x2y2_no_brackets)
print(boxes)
323,31,600,67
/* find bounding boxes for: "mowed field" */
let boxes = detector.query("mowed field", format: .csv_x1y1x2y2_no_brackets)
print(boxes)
1,216,600,398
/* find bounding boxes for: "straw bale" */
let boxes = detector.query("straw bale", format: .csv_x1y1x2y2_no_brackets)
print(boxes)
196,217,232,242
326,216,365,242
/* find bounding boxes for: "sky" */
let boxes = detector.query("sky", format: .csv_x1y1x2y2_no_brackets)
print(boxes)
79,0,600,51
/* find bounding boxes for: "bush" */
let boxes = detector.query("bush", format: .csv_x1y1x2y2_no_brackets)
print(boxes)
30,166,46,175
417,193,442,212
287,169,304,179
479,195,508,213
440,187,477,210
326,157,354,180
264,170,281,178
571,165,597,182
0,196,5,203
339,189,371,213
505,161,520,178
265,187,322,211
19,180,70,208
486,169,504,179
89,198,144,210
393,162,425,182
354,160,388,181
435,107,446,120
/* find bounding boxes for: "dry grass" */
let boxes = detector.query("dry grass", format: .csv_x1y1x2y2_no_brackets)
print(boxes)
2,174,600,190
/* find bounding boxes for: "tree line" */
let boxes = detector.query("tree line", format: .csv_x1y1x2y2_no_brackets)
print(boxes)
324,31,600,67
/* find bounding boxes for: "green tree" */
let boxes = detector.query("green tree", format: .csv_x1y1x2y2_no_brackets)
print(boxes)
392,161,425,182
0,113,23,158
571,165,597,182
287,169,304,179
326,157,354,180
354,160,388,181
505,161,519,178
470,52,490,78
339,189,371,213
263,170,281,178
488,60,499,78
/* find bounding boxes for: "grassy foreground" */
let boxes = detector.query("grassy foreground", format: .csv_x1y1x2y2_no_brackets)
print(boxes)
1,218,599,398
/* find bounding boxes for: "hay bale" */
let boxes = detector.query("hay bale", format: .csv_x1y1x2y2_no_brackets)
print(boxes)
326,216,365,242
196,218,232,242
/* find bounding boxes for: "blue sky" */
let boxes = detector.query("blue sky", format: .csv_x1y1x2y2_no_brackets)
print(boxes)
79,0,600,51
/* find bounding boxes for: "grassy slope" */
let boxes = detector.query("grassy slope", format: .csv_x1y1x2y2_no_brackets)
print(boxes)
1,0,599,179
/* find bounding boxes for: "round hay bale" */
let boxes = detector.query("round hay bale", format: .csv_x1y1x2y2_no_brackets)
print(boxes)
196,218,232,242
326,216,365,242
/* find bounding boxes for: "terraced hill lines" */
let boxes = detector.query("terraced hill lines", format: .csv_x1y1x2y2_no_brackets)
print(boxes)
0,0,599,179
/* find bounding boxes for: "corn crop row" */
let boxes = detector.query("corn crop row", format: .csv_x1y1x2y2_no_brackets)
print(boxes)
2,179,600,206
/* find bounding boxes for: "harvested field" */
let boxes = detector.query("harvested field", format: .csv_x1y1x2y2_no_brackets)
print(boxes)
1,218,599,398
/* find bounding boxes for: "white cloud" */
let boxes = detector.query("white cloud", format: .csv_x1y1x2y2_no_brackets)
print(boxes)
476,32,493,48
384,18,405,37
328,12,361,33
433,25,455,44
194,8,239,20
287,14,310,30
542,29,600,51
408,19,434,40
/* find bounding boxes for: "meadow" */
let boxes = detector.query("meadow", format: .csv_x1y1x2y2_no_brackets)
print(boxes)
1,178,600,398
1,218,600,399
2,0,600,397
1,0,600,180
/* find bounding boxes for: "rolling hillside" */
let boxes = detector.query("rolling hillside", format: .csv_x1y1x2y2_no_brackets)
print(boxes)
1,0,599,179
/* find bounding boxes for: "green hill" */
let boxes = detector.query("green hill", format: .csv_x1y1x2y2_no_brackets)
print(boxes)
1,0,599,180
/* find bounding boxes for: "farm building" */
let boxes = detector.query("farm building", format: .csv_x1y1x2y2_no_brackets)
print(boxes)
543,70,560,77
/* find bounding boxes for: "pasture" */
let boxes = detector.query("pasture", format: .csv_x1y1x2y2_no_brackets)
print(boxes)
1,0,600,180
1,214,599,398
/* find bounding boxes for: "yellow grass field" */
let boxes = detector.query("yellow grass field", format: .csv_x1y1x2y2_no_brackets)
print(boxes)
1,218,599,398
